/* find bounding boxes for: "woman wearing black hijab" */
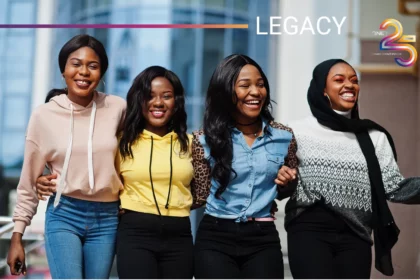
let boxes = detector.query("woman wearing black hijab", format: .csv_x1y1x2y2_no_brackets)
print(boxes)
280,59,420,279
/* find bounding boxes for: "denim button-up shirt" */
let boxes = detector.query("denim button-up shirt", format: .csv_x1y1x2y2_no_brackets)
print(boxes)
199,119,294,222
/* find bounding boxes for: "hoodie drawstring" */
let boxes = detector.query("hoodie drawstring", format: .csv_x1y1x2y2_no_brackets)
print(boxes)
165,136,173,209
149,136,161,216
149,135,174,215
54,104,74,207
54,101,97,207
88,102,97,190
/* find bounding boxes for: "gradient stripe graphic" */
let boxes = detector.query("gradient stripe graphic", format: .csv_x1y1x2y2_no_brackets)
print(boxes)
0,24,248,29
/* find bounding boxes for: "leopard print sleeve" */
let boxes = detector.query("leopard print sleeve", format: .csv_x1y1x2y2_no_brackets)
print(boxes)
269,121,299,200
191,130,212,209
270,121,298,169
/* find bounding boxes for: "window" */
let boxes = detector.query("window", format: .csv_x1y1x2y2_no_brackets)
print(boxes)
174,0,198,7
116,67,130,82
1,132,25,167
113,30,136,96
3,96,29,130
94,0,112,8
204,0,226,9
0,0,36,172
4,78,31,93
201,29,225,93
232,29,249,54
233,0,249,12
5,36,33,60
10,1,35,24
172,8,194,24
171,29,196,95
254,36,269,75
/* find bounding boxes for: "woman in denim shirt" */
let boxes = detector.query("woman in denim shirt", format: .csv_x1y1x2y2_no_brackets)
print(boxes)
192,54,298,279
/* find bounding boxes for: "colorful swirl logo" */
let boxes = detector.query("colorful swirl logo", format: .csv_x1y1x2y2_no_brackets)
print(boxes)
379,18,417,67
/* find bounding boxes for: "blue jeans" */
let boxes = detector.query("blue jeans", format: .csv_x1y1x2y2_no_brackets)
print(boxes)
45,195,119,279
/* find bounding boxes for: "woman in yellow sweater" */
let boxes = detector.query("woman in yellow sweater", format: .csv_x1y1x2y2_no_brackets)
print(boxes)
115,66,194,279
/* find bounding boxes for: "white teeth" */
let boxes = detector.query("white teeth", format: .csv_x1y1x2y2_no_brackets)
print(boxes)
151,110,164,117
76,80,90,85
246,100,260,104
340,92,355,101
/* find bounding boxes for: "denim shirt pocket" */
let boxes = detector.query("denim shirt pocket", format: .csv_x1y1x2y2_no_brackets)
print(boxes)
265,154,284,178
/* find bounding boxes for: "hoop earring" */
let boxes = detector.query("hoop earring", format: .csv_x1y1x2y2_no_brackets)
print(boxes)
101,79,106,87
324,93,333,108
62,77,68,91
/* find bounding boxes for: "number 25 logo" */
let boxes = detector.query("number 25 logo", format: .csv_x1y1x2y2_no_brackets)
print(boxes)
379,18,417,67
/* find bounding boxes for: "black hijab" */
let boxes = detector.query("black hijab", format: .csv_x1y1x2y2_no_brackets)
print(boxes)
308,58,399,276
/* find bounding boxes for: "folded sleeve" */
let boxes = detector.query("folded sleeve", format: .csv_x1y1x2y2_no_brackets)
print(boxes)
375,132,420,203
13,139,46,233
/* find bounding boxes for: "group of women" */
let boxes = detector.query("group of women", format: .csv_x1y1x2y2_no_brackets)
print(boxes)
6,34,420,279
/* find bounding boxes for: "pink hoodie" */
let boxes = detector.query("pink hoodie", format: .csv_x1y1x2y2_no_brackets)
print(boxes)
13,92,126,234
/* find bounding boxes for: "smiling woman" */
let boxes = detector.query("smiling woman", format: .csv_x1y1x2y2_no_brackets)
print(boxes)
116,66,194,279
7,34,126,279
285,58,420,279
191,54,298,279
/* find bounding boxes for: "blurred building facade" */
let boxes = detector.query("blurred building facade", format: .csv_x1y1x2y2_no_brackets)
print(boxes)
0,0,279,176
50,0,277,131
0,0,281,277
0,0,38,177
0,0,419,278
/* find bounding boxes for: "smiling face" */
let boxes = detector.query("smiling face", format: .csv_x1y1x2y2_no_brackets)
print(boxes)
232,64,267,124
324,62,360,111
62,46,101,106
142,77,176,136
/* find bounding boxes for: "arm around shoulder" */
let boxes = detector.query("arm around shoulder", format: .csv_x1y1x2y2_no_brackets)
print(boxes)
190,130,212,209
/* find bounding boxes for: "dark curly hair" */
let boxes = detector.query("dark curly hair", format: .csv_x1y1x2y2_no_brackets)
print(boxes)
119,66,189,159
203,54,274,198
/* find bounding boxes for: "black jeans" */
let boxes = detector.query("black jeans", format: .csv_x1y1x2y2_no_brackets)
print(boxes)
194,215,284,279
116,211,193,279
287,205,372,279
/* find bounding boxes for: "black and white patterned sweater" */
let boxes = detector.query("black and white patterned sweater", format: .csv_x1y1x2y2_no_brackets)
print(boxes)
285,115,420,244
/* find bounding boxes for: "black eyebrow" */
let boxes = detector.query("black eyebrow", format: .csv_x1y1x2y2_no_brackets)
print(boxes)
332,74,357,78
69,58,100,64
236,78,264,83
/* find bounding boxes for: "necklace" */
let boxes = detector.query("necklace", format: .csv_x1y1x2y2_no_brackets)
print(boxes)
236,118,260,126
242,128,261,137
244,132,258,137
237,119,262,137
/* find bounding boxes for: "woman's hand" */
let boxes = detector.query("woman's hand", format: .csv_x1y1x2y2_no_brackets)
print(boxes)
36,174,57,200
270,201,278,217
7,233,27,276
275,166,297,186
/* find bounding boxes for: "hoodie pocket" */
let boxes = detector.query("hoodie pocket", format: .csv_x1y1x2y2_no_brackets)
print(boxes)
167,186,193,209
124,188,155,206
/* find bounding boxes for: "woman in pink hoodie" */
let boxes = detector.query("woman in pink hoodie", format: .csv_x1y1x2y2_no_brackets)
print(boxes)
7,34,126,279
